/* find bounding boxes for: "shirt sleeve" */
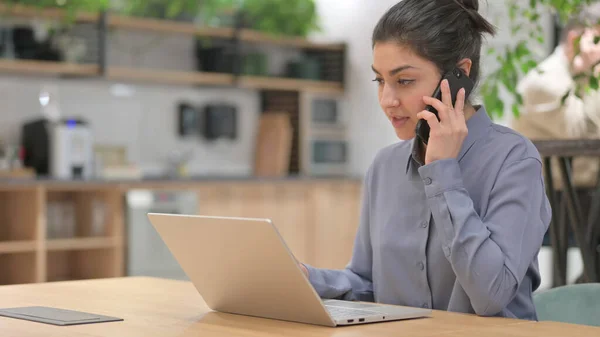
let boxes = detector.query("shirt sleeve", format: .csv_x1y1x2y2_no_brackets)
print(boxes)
418,157,550,316
302,166,375,302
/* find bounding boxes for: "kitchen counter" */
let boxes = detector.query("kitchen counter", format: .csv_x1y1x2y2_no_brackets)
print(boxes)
0,174,364,191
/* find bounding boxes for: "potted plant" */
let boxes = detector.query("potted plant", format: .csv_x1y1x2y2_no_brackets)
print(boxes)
116,0,200,21
240,0,320,38
2,0,111,23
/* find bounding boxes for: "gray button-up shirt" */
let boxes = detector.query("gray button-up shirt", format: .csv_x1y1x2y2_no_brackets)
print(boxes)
305,106,551,320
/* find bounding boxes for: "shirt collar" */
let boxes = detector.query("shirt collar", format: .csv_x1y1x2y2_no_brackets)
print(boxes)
405,105,493,173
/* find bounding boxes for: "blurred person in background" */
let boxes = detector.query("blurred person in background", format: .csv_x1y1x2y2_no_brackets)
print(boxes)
513,2,600,189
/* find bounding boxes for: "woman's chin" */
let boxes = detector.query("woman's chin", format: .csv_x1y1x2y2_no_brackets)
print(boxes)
393,127,416,141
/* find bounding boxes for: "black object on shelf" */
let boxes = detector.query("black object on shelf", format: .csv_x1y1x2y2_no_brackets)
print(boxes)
12,26,61,62
202,104,238,141
242,52,268,76
286,56,321,80
178,102,202,137
195,39,236,73
0,28,7,57
12,26,37,60
20,118,51,176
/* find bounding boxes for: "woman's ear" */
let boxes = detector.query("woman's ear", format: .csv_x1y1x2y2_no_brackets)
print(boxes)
457,58,473,77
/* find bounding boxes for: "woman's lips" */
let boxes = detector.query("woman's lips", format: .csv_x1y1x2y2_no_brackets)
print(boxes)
391,116,409,128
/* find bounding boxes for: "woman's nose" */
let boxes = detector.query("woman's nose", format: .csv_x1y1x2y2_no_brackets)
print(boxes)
381,84,400,108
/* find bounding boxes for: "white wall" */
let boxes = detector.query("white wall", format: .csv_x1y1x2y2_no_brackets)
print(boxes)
0,29,261,177
311,0,400,176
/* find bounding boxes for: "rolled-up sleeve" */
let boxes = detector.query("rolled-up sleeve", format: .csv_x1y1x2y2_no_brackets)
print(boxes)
418,157,550,316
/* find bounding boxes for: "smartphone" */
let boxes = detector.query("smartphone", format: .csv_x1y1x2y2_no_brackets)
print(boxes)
415,67,474,145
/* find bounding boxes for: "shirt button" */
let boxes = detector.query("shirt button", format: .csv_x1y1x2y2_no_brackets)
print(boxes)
420,221,428,228
418,262,425,271
424,177,432,185
443,246,451,257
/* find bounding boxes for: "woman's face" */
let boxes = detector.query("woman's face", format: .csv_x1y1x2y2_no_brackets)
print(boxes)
372,42,442,140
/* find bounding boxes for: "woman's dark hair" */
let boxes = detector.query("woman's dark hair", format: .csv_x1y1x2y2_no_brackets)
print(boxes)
372,0,496,88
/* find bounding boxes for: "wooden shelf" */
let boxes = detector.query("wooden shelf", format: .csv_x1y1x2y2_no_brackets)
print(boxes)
239,76,344,94
0,4,98,23
106,16,343,51
0,240,36,253
0,5,345,92
107,15,234,38
106,67,235,86
0,59,100,77
239,29,345,51
0,5,344,51
47,237,121,251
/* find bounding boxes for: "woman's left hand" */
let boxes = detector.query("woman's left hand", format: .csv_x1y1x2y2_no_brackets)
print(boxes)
416,79,468,165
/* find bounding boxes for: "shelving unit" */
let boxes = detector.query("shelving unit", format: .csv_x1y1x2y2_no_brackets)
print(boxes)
0,6,350,285
0,185,124,285
0,252,37,285
0,6,346,93
0,3,99,23
0,240,36,253
46,237,121,251
106,67,235,86
0,59,100,77
107,14,234,38
238,29,345,51
238,76,343,94
47,248,120,282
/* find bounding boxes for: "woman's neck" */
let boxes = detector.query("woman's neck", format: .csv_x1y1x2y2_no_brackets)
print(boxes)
464,104,477,121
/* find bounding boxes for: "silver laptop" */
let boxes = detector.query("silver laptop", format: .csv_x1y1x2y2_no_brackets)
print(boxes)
147,213,431,327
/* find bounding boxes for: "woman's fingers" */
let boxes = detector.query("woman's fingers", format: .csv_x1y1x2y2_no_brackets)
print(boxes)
441,79,453,108
422,96,448,122
416,110,441,132
454,88,466,119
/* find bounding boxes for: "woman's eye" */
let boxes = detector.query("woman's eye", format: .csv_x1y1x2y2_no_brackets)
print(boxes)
372,78,384,85
398,79,414,85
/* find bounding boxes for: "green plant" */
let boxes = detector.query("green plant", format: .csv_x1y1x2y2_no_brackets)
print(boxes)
3,0,110,23
482,0,598,120
119,0,320,37
240,0,320,37
118,0,199,19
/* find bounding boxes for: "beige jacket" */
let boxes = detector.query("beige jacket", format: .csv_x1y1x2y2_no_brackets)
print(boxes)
512,45,600,189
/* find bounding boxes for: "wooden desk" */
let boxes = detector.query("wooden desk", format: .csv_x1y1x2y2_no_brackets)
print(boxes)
0,277,598,337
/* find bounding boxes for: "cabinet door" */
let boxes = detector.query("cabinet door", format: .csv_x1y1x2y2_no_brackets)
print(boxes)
311,181,362,269
197,182,310,263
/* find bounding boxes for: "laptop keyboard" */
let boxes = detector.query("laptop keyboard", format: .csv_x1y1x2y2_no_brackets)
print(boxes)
325,305,379,319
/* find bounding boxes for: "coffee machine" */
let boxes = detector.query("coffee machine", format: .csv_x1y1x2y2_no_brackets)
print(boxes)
21,118,94,179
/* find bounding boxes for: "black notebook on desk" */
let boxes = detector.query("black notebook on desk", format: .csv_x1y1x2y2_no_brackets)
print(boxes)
0,306,123,326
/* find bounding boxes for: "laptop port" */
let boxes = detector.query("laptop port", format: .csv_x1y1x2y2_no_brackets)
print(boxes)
347,319,354,323
359,318,365,322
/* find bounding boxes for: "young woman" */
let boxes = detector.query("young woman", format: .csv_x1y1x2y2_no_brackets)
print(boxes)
300,0,551,320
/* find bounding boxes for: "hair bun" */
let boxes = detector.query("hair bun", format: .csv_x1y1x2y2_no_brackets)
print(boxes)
459,0,479,11
453,0,496,35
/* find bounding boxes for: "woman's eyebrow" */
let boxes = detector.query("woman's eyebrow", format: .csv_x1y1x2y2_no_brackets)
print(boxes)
371,64,417,75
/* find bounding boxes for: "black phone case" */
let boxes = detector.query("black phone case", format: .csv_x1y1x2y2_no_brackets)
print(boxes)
415,68,474,145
